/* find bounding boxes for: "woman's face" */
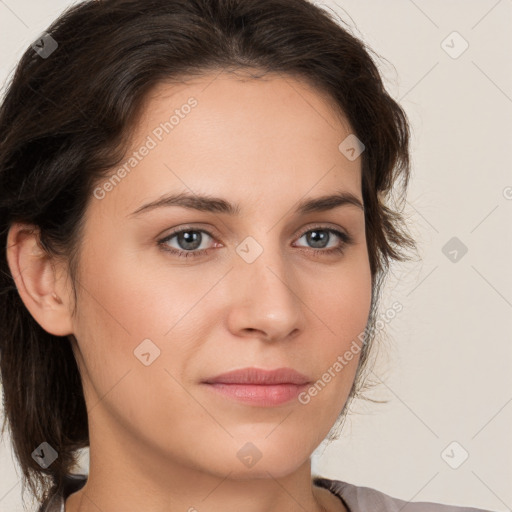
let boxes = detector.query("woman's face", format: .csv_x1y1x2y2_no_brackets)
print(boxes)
67,72,372,480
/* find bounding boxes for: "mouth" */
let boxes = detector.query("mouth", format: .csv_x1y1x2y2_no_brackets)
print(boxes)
201,367,311,407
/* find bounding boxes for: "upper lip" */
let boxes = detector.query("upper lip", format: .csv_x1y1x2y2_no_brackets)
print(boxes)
203,367,310,385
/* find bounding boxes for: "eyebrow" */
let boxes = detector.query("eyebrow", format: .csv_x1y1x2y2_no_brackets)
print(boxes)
128,190,364,217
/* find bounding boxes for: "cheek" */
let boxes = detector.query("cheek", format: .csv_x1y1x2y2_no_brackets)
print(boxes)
76,240,193,341
72,242,211,397
321,254,372,340
70,243,159,399
307,256,371,404
71,252,204,444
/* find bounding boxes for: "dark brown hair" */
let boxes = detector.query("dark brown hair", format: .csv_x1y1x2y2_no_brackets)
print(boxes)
0,0,417,507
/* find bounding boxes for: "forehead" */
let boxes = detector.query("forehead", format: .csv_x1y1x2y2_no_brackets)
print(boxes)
137,70,353,146
93,71,363,218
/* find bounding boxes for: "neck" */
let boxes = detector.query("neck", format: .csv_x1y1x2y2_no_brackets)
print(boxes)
64,439,346,512
63,398,347,512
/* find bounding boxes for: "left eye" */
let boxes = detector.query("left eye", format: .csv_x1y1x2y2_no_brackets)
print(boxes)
158,226,352,258
295,228,346,250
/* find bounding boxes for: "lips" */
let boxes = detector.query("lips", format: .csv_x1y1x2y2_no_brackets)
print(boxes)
202,367,311,407
202,367,310,385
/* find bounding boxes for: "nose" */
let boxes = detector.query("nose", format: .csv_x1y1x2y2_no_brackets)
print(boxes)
225,240,303,342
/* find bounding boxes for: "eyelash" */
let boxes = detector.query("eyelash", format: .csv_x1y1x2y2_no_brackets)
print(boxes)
157,225,354,259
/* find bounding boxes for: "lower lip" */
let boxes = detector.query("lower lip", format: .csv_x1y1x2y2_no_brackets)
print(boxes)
203,383,309,406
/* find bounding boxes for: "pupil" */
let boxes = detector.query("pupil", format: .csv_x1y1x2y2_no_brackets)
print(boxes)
179,231,201,250
309,230,327,248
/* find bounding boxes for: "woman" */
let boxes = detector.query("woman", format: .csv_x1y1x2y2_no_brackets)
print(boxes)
0,0,494,511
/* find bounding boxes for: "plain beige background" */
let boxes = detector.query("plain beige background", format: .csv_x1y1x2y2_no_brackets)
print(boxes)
0,1,511,511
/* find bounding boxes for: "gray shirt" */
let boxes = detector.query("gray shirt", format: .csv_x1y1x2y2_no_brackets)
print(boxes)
38,473,495,512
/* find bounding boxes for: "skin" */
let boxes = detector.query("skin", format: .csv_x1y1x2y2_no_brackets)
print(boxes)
7,71,372,512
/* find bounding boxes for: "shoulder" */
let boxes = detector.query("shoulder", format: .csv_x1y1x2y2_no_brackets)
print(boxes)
38,473,88,512
313,476,496,512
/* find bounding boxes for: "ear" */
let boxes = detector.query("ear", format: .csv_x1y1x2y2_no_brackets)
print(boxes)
6,222,75,336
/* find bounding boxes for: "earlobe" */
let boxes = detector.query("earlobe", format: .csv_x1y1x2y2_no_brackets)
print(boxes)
6,222,75,337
